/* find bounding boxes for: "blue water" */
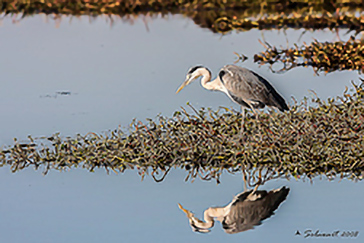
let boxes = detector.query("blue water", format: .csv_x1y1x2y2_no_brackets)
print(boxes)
0,14,362,242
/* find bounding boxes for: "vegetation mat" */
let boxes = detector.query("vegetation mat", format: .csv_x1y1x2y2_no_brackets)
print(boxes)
1,82,363,183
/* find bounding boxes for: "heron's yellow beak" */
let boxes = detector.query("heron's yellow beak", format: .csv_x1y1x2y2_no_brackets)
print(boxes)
176,81,188,94
176,74,197,94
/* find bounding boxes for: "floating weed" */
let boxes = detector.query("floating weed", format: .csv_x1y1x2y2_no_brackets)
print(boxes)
0,82,364,183
254,36,364,74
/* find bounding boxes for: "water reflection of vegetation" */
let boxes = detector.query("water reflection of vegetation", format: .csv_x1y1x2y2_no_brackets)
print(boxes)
253,36,364,74
1,83,363,182
2,1,364,34
208,11,364,33
3,0,364,15
178,186,289,234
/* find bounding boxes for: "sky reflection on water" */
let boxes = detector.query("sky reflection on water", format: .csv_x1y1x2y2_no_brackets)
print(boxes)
0,14,359,144
0,168,363,243
0,14,363,242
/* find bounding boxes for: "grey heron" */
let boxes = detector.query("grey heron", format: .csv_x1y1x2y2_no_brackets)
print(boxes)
176,65,289,126
178,186,289,234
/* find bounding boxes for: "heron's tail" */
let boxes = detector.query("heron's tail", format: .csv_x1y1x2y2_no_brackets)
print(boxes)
270,186,290,209
268,89,289,112
250,71,289,112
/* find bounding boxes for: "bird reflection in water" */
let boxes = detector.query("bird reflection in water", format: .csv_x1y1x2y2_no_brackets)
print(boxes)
178,186,289,234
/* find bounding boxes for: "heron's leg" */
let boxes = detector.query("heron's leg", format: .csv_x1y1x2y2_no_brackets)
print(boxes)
240,106,245,132
242,165,247,191
253,169,262,193
242,171,247,192
247,191,261,201
251,107,258,118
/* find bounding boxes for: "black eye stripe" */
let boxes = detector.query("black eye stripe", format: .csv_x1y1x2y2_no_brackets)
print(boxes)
188,65,204,74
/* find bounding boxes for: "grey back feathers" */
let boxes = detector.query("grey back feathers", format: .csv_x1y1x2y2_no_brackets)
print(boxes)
222,186,290,234
219,65,289,112
250,70,289,111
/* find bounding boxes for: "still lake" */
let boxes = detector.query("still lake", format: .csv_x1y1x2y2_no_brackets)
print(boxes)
0,14,362,242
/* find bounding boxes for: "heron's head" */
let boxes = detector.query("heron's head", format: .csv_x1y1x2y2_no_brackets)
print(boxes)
176,66,210,94
178,203,212,233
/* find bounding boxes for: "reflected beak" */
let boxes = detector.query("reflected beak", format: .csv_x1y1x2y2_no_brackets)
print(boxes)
178,203,211,233
176,75,192,94
178,203,194,218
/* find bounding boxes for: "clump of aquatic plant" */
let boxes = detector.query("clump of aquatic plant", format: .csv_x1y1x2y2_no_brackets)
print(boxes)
2,0,364,16
0,82,363,183
2,1,364,34
210,10,364,33
254,36,364,74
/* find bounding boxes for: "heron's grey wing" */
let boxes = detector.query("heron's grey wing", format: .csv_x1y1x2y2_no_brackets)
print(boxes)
230,190,253,205
249,70,289,111
219,65,268,109
256,186,290,222
222,188,289,234
220,65,288,111
222,200,264,234
222,190,266,234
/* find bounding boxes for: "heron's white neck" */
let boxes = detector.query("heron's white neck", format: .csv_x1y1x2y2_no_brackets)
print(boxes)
198,68,227,93
190,206,230,231
191,214,214,230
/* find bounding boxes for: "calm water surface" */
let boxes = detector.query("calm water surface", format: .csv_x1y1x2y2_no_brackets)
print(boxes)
0,14,362,242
